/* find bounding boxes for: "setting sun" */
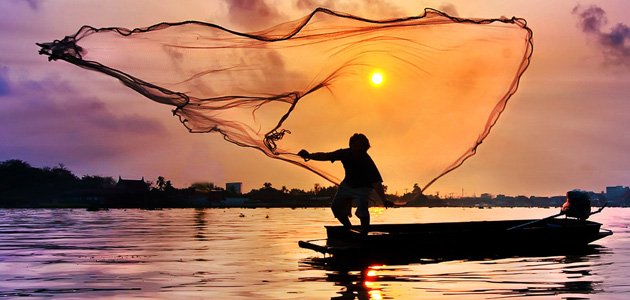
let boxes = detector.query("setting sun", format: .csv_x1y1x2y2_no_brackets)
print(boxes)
371,72,383,85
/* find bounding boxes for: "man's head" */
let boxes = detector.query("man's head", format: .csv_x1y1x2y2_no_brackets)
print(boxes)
349,133,370,153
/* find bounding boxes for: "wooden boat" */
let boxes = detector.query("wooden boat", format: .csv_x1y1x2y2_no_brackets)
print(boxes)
299,217,613,261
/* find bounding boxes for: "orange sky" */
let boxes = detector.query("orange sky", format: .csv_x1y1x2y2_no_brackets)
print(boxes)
1,0,629,196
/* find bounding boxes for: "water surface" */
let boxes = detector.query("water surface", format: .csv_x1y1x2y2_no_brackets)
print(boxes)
0,207,628,299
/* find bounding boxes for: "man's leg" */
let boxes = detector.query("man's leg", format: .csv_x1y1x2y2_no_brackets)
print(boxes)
331,188,353,229
359,215,370,235
336,214,353,229
355,189,371,234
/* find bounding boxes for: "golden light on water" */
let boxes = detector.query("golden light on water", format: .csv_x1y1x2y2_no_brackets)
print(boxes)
365,265,383,299
369,290,383,299
369,207,386,218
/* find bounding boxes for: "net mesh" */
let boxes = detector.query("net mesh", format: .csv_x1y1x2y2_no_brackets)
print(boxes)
38,8,533,192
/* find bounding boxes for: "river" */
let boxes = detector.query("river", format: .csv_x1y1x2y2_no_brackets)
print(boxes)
0,207,628,299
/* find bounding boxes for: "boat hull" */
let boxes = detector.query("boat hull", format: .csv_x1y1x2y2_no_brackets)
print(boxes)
299,218,612,260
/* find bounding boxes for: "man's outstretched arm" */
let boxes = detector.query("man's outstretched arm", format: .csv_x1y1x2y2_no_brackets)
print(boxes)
298,149,331,161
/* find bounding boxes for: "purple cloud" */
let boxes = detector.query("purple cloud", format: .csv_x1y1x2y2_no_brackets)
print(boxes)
0,68,167,166
296,0,404,18
572,4,630,67
0,67,9,96
573,4,606,33
25,0,40,10
227,0,286,31
7,0,40,10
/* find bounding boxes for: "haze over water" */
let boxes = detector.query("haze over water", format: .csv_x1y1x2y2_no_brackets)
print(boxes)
0,207,628,299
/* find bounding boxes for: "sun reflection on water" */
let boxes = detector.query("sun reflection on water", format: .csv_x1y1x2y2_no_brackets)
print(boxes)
0,207,625,299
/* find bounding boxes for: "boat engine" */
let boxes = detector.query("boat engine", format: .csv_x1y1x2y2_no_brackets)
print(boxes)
562,190,591,220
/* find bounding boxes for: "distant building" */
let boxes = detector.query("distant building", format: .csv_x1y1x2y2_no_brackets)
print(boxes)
549,196,566,207
112,176,149,207
606,186,630,206
116,176,149,193
586,191,604,206
480,193,493,200
226,182,242,194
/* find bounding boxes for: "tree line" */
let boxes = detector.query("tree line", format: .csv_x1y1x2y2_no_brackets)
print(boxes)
2,159,426,208
0,159,193,207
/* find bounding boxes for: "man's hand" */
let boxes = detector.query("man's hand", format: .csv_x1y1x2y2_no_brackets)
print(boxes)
298,149,310,161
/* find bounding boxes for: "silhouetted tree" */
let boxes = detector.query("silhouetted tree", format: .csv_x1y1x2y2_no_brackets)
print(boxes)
80,175,116,189
153,176,174,192
313,183,321,195
44,164,79,191
156,176,166,191
246,182,287,202
0,159,39,205
289,188,308,196
316,185,338,197
412,183,421,194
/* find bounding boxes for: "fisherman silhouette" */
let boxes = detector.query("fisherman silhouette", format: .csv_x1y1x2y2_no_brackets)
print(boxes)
299,133,393,234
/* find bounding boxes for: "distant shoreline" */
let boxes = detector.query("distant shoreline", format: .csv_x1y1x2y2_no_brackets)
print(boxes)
3,159,629,209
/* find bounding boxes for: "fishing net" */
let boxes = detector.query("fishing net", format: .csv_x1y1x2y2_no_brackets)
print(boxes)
37,8,532,193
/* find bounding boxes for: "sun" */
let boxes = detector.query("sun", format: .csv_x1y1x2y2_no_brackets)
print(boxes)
371,72,383,85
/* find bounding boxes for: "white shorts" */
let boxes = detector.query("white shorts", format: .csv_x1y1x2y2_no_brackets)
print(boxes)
331,182,373,219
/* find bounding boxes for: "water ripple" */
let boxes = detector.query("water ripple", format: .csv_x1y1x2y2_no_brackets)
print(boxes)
0,207,627,299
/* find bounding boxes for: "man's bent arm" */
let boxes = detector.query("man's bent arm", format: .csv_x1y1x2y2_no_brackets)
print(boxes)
373,182,393,207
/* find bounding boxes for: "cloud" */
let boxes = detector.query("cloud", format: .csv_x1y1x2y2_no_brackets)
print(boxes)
0,68,167,165
225,0,406,31
226,0,286,31
8,0,40,10
438,3,458,17
0,67,9,96
572,4,630,68
24,0,40,10
296,0,404,19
